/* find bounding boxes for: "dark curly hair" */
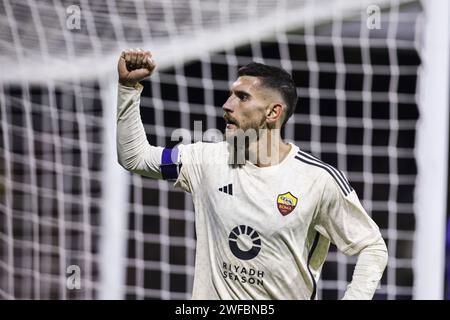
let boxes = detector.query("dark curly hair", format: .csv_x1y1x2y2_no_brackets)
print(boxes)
238,62,298,126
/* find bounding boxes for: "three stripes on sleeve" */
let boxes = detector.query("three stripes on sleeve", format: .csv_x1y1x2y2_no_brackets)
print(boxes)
295,150,353,197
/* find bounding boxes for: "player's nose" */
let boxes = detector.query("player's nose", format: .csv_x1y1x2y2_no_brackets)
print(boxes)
222,96,234,113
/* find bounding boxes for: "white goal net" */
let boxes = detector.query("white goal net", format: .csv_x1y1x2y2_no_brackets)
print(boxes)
0,0,430,300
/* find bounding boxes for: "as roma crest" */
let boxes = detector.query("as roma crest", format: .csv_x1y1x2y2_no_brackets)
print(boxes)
277,192,298,216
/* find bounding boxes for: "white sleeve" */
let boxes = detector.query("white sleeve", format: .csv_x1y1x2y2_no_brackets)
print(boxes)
342,237,388,300
314,172,383,256
116,83,166,179
116,83,197,185
314,170,388,299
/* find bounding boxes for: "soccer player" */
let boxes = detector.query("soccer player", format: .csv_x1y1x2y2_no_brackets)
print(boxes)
116,48,388,300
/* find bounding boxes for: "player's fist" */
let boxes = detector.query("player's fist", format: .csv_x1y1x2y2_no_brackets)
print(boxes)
118,49,156,87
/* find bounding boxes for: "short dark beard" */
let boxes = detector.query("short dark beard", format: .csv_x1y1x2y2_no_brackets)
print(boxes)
225,128,259,167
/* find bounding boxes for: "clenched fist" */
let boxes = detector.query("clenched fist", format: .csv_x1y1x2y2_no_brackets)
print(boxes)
118,49,156,87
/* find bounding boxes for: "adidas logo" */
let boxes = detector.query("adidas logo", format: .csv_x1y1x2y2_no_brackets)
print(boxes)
218,183,233,195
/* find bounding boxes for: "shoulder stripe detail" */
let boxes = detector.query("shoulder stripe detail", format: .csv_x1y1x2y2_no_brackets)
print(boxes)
295,155,350,196
297,150,353,193
295,152,352,196
297,150,353,192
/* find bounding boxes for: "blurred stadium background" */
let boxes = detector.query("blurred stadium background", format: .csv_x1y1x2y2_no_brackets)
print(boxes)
0,0,449,300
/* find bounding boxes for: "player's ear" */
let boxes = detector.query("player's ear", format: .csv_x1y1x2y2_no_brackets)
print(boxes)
266,103,284,126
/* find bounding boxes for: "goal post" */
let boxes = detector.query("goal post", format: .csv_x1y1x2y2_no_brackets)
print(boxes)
414,0,450,300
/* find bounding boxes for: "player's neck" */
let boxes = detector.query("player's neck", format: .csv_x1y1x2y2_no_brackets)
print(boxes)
247,129,291,167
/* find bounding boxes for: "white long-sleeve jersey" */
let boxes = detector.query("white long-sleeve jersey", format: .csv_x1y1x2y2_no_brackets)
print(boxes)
117,83,388,300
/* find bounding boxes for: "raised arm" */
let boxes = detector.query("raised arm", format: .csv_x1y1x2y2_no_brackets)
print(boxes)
116,49,178,180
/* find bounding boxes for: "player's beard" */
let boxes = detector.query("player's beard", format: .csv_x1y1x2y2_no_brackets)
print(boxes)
225,117,266,167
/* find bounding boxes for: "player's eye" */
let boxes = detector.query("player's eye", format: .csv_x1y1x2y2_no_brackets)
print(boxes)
237,93,249,101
